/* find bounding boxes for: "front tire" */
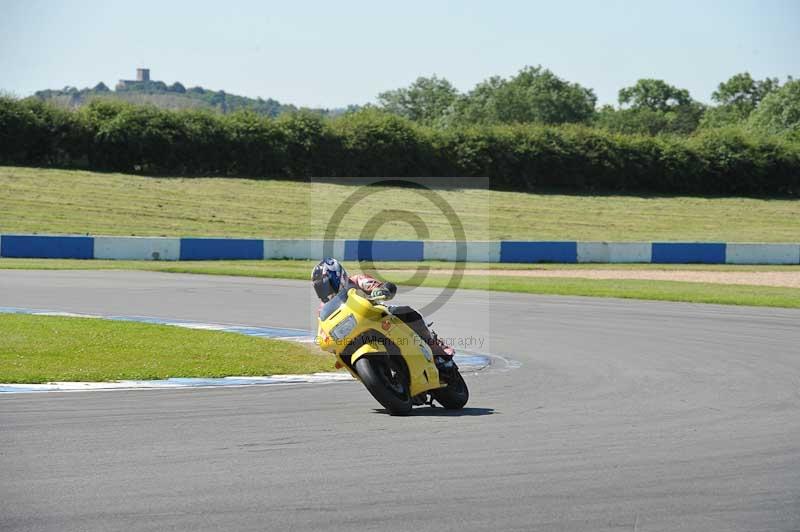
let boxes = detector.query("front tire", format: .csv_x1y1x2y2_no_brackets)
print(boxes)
355,356,412,415
431,370,469,409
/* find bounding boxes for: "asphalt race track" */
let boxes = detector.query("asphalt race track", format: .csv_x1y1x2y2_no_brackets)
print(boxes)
2,270,799,532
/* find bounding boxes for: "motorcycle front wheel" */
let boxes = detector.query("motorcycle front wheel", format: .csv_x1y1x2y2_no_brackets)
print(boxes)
355,356,413,415
431,370,469,409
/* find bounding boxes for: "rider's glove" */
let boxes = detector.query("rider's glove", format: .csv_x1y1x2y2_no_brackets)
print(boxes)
384,282,398,298
371,288,391,299
371,282,396,300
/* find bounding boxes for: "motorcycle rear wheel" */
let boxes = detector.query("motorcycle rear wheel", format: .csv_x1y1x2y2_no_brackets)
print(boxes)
355,356,413,415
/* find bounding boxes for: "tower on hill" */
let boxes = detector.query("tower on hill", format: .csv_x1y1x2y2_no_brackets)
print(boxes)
117,68,152,90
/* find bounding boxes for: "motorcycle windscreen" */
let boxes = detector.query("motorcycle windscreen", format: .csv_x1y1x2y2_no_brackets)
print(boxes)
320,290,349,321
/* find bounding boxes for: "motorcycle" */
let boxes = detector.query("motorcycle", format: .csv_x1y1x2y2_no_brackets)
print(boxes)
316,288,469,415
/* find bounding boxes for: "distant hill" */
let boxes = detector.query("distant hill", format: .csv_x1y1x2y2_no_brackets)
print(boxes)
32,75,348,117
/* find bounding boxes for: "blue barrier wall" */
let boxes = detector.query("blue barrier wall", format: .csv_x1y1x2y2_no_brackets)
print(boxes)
180,238,264,260
1,236,798,264
0,235,94,259
651,243,726,264
344,240,425,261
500,241,578,263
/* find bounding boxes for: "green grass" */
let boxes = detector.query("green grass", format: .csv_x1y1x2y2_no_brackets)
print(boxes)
1,258,798,274
1,258,797,278
0,314,334,383
0,258,317,279
1,258,798,309
417,276,800,309
2,166,799,241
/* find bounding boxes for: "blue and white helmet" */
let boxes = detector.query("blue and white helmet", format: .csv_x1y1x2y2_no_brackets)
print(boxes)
312,258,348,302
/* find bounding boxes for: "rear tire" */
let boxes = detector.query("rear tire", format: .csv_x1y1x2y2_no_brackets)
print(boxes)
355,356,412,415
431,370,469,409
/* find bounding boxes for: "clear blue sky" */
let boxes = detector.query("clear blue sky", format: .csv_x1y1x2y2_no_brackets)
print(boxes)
2,0,798,108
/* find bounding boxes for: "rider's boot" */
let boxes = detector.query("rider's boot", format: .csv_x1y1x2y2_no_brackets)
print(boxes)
429,330,456,372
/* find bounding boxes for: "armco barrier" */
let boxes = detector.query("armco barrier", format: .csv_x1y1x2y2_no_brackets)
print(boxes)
423,241,500,263
576,242,652,263
500,241,577,263
344,240,424,261
726,243,800,265
94,236,180,261
264,239,345,260
1,235,799,264
0,235,94,259
651,242,726,264
180,238,264,260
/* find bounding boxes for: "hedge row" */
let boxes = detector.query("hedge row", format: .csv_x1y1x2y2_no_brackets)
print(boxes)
2,97,799,195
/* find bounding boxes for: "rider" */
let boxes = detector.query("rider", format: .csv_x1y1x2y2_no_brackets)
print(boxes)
311,258,455,365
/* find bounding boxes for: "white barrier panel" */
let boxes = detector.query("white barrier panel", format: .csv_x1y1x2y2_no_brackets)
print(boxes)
423,241,501,263
577,242,652,263
726,243,800,265
94,236,181,261
264,239,345,260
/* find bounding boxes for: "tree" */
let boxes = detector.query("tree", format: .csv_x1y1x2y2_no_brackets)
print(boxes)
618,79,691,112
712,72,779,111
210,90,227,108
608,79,703,134
447,76,504,125
453,66,596,125
149,81,168,92
748,78,800,135
595,105,669,135
92,82,110,92
378,75,458,125
168,82,186,94
701,72,781,128
595,104,704,136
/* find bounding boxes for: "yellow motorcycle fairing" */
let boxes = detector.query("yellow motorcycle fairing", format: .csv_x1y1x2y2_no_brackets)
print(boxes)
317,288,442,398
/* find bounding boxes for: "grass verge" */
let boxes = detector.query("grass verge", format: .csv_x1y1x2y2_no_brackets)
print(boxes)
419,275,800,309
2,258,798,276
2,166,800,241
0,314,333,383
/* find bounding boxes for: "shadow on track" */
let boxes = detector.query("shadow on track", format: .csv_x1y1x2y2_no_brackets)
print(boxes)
372,407,495,417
